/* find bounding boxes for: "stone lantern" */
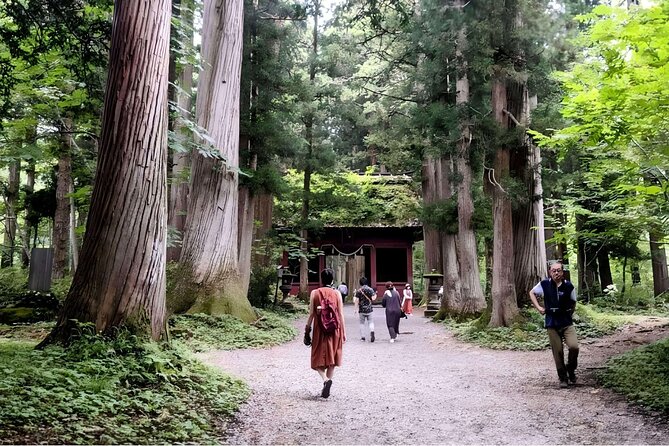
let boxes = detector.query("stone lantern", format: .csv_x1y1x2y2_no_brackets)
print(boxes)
277,267,295,303
423,270,443,318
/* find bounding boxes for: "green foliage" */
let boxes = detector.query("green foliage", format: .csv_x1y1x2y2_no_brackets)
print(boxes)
444,305,633,350
599,337,669,414
247,266,277,308
169,310,297,352
0,266,28,302
274,169,421,228
0,332,249,444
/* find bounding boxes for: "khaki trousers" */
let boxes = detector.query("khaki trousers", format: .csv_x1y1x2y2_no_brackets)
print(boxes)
547,325,579,381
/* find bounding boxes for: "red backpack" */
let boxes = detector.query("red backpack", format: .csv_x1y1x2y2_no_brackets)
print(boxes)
319,295,340,335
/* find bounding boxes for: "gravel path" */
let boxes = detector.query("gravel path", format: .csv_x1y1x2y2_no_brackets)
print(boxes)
200,305,669,445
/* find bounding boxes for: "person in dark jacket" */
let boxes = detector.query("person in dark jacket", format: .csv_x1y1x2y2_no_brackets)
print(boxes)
381,281,402,343
529,262,579,388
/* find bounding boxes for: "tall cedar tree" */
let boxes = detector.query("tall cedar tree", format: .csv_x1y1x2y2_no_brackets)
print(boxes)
40,0,171,344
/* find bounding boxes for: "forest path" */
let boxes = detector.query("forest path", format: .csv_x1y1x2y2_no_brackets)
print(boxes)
200,305,669,445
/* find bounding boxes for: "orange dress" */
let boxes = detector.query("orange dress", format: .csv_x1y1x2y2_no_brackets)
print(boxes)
310,287,344,370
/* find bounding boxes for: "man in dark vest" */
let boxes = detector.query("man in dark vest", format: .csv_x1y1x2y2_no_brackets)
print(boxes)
529,262,579,388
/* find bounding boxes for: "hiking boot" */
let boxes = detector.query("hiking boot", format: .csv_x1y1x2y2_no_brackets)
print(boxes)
370,332,375,343
559,380,569,389
321,379,333,398
361,337,365,341
568,370,577,385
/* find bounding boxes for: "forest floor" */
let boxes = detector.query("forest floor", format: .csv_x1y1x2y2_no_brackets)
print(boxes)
201,304,669,445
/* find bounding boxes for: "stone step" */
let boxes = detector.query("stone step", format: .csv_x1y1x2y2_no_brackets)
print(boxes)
424,309,439,318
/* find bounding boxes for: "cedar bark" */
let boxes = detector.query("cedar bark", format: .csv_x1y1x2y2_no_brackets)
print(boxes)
422,157,443,277
52,118,73,279
2,159,20,267
21,157,36,268
42,0,171,343
175,0,255,321
650,230,669,297
489,74,519,327
440,157,462,313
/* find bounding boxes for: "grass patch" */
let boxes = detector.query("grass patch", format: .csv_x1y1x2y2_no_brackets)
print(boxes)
170,308,298,351
0,332,250,444
443,304,635,351
599,337,669,414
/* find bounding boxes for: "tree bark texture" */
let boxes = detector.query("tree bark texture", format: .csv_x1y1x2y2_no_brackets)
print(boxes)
252,192,274,267
597,247,613,289
52,118,73,280
238,182,256,297
44,0,170,343
167,0,194,262
576,213,599,302
440,157,462,314
454,14,485,314
176,0,255,322
489,75,519,327
650,230,669,297
2,159,19,267
421,157,443,277
21,157,36,267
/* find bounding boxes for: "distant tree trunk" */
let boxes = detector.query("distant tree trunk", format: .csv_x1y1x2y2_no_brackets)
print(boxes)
41,0,171,345
252,192,274,267
21,158,36,268
174,0,255,322
52,118,73,280
422,157,443,277
650,230,669,297
489,74,518,327
68,178,78,272
597,247,613,289
576,213,599,302
238,152,257,297
454,11,485,314
2,159,20,267
167,0,194,262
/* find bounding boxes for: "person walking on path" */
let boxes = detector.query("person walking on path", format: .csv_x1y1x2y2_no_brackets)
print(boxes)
382,281,402,343
402,284,413,316
304,268,346,398
529,261,580,388
338,281,348,302
353,277,377,342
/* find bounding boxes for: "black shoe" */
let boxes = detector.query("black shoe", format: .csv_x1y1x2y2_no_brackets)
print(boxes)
568,370,577,385
361,337,365,341
559,380,569,389
321,379,332,398
370,332,375,343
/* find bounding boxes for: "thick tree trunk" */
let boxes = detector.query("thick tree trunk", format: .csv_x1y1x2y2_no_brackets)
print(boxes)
252,192,274,267
167,0,193,262
42,0,170,344
238,177,256,297
489,75,518,327
576,213,599,302
2,159,20,267
440,157,462,314
650,230,669,297
52,118,73,280
68,178,78,272
421,157,443,277
454,14,485,314
175,0,255,322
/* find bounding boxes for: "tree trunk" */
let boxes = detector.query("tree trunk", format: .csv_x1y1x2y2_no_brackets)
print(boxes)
440,157,462,315
41,0,171,344
2,159,20,267
421,157,443,276
68,178,78,272
252,192,274,267
489,74,518,327
52,118,73,280
576,213,599,302
21,157,36,268
454,12,485,314
167,0,194,262
650,230,669,297
237,154,257,298
597,247,613,289
174,0,255,322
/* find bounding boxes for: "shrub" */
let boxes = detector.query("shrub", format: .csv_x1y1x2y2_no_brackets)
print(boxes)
0,267,29,306
247,266,278,308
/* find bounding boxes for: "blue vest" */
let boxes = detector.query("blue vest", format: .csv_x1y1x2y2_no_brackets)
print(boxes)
540,278,576,328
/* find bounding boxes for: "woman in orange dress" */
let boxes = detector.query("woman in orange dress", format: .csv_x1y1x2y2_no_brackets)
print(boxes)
402,283,413,316
304,268,346,398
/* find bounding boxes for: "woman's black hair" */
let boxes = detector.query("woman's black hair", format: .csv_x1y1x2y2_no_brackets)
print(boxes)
321,268,335,286
359,276,368,286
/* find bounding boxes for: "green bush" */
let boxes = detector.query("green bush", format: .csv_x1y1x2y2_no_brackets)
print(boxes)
599,337,669,413
247,266,278,308
0,331,250,444
0,267,29,306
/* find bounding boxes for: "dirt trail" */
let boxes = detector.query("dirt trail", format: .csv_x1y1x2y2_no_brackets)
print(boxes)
200,305,669,445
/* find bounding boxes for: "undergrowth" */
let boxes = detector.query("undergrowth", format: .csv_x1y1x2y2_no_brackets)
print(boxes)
599,337,669,414
443,304,634,351
0,331,250,444
170,308,298,351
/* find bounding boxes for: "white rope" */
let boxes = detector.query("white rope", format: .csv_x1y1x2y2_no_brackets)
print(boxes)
321,243,371,257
